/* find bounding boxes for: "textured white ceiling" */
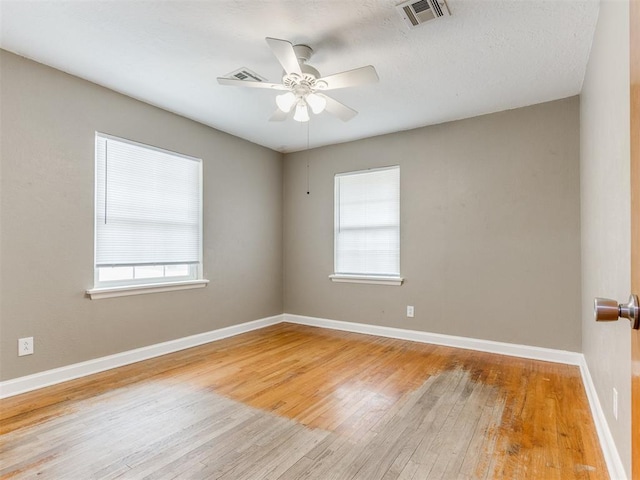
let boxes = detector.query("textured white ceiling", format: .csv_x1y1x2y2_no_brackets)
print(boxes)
0,0,599,152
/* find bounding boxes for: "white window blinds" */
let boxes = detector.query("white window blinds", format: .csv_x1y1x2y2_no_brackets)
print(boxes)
95,134,202,267
334,166,400,276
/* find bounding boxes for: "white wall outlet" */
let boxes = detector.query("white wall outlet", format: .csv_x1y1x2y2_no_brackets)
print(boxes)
613,388,618,420
407,305,415,318
18,337,34,356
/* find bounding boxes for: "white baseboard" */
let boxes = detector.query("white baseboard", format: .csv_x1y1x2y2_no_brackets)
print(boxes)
579,359,628,480
0,313,583,399
0,314,283,399
1,311,625,480
283,313,583,365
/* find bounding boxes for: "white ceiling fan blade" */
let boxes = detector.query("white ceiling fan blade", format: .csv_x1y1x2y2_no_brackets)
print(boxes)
318,65,379,90
265,37,302,76
318,93,358,122
269,109,290,122
217,77,287,90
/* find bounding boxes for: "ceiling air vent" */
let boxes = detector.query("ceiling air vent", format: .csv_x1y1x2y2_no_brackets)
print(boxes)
224,68,267,83
396,0,451,28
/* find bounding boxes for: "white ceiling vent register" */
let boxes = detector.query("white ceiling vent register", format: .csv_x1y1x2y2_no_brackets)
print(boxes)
226,68,267,83
396,0,451,28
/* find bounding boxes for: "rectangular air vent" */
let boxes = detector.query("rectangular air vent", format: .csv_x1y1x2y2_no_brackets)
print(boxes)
224,68,267,83
396,0,451,28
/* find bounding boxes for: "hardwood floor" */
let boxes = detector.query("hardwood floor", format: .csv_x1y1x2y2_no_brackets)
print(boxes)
0,323,607,479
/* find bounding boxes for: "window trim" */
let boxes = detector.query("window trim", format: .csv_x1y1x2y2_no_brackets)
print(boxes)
86,279,209,300
328,274,404,286
332,165,402,285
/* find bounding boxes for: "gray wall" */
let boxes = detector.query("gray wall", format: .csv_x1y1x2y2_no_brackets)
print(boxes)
284,97,582,352
580,0,631,476
0,50,284,381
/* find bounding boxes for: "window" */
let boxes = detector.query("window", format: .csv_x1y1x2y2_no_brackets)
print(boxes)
330,166,403,285
87,133,207,299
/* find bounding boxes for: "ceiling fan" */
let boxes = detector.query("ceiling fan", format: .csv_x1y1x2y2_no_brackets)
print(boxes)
217,37,379,123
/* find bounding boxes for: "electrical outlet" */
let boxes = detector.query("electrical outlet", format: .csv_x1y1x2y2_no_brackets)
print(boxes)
613,388,618,420
18,337,34,356
407,305,415,318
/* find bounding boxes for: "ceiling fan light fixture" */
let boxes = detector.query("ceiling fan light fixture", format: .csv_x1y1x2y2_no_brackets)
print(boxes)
306,93,326,114
276,92,296,112
293,100,310,122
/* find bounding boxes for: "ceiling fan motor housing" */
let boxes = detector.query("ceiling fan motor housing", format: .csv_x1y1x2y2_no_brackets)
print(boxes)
282,44,323,90
282,45,327,98
293,44,313,63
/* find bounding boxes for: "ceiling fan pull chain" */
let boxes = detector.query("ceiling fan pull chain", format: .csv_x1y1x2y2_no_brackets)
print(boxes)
307,121,310,195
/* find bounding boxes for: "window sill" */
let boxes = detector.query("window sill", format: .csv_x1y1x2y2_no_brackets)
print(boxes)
86,279,209,299
329,274,404,286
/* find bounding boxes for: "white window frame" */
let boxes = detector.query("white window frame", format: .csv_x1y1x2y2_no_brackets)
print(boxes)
330,165,403,286
86,133,208,299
